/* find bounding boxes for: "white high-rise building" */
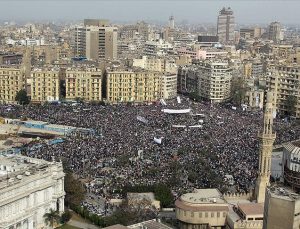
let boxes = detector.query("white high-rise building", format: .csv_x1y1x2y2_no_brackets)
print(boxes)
217,7,235,43
0,155,65,229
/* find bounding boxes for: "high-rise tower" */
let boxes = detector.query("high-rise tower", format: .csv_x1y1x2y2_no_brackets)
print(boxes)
255,91,276,203
217,7,235,43
169,15,175,29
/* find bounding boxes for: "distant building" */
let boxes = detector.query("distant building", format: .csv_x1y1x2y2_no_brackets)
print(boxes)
240,27,262,39
0,155,65,229
198,35,219,43
245,88,264,109
268,22,282,43
217,7,235,43
74,19,118,60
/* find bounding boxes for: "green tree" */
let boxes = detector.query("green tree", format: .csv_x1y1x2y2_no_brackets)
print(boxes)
43,208,60,228
231,77,246,106
15,89,30,105
64,172,86,207
285,94,297,116
60,210,72,223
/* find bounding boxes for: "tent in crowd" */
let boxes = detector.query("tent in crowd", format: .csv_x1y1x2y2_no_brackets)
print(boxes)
160,99,167,106
177,96,181,104
189,125,202,128
137,116,149,124
172,125,186,128
154,137,163,144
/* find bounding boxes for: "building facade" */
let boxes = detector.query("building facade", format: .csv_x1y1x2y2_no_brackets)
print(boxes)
0,155,65,229
175,189,229,229
268,22,282,43
31,68,60,103
106,70,161,104
217,7,235,43
0,65,26,104
160,73,177,100
74,20,118,60
65,67,102,101
267,64,300,117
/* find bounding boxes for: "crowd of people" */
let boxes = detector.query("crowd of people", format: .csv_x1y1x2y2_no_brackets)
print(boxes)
0,97,299,212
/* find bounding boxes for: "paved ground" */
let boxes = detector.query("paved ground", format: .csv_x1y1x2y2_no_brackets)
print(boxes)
67,219,100,229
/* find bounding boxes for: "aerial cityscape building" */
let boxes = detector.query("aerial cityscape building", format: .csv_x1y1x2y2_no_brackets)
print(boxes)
0,3,300,229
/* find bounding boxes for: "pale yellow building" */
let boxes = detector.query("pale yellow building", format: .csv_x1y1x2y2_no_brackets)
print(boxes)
106,69,161,104
31,68,60,103
65,67,102,101
0,65,26,103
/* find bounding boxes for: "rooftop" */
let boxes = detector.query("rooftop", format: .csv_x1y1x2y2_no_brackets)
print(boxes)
180,189,225,204
268,185,300,201
238,203,264,216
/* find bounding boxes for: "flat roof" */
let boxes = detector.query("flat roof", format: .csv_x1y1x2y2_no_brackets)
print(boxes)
268,185,300,201
180,189,225,204
238,203,264,216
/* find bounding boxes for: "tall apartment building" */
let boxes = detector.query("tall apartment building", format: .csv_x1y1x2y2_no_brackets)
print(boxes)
0,65,26,103
31,68,61,103
268,22,282,43
217,7,235,43
0,155,65,229
267,64,300,117
161,73,177,100
74,19,118,60
65,67,102,101
105,69,161,104
178,60,232,103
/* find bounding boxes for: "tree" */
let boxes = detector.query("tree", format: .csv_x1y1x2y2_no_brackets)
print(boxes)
285,94,297,116
43,208,60,228
64,172,86,207
231,77,246,106
60,210,72,223
15,89,30,105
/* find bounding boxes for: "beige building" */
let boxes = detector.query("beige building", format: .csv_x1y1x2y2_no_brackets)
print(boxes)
74,20,118,60
245,88,264,109
0,65,26,104
31,68,60,103
132,56,178,74
175,189,229,229
106,69,161,104
160,73,177,100
197,60,232,103
267,64,300,117
263,185,300,229
65,67,102,101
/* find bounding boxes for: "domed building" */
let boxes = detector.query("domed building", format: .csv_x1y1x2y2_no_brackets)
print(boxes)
175,189,229,229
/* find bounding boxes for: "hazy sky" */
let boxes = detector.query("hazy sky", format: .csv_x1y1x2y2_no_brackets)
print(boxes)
0,0,299,24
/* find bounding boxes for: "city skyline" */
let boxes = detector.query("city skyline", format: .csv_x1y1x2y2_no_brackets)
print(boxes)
0,0,300,25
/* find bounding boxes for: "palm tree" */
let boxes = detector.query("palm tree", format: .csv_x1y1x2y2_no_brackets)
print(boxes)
43,208,60,228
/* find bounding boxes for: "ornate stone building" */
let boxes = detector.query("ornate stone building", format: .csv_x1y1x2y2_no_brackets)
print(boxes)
0,155,65,229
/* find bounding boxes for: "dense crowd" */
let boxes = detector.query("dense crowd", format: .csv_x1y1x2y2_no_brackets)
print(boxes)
0,97,299,207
